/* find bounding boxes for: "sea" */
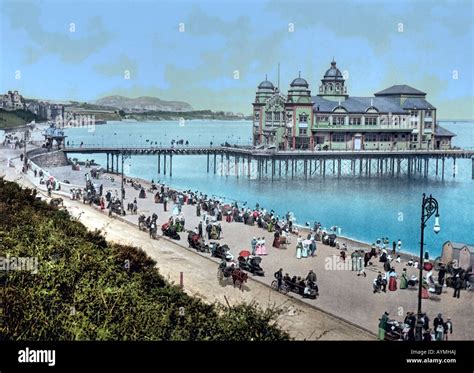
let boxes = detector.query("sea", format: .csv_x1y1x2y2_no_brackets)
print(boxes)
11,120,474,258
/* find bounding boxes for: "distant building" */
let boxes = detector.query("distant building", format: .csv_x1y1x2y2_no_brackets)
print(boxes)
441,241,474,270
252,60,456,151
27,101,65,121
0,90,25,110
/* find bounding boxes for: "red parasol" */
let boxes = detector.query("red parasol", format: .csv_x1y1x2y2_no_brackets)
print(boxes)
239,250,251,258
423,262,433,271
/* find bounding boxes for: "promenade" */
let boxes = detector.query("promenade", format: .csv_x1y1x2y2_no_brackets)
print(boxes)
1,144,473,340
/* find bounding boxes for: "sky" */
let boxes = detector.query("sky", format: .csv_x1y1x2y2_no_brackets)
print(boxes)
0,0,473,118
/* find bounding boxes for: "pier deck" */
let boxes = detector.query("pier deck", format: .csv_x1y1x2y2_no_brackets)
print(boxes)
63,146,474,180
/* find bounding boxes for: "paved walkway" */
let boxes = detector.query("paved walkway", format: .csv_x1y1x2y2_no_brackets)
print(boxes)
2,145,473,340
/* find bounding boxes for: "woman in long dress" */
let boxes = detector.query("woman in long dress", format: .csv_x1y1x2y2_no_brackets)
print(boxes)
302,240,309,258
388,269,398,291
256,238,267,256
272,231,280,248
421,278,430,299
400,269,408,289
296,238,302,259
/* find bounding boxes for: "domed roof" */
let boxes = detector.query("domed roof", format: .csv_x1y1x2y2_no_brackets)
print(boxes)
258,80,274,89
290,76,309,88
324,60,343,79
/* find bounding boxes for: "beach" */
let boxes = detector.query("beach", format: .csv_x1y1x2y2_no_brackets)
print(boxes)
1,138,473,340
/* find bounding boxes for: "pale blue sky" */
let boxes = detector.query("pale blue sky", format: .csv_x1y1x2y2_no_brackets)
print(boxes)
0,0,473,118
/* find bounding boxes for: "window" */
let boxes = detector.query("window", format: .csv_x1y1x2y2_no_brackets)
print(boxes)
254,111,260,120
274,112,281,121
365,117,377,126
410,110,418,117
424,121,432,129
287,128,292,136
411,134,418,142
379,134,391,142
349,117,361,125
425,110,432,117
332,134,345,142
317,115,329,122
333,116,345,125
365,134,377,142
299,128,307,135
299,114,308,123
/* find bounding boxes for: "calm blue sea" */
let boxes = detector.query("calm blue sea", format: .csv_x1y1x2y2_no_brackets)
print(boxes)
59,120,474,257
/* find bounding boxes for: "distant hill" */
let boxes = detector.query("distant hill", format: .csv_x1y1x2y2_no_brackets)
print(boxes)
93,95,193,112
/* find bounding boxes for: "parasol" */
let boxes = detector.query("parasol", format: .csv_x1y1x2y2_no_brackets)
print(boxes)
239,250,251,258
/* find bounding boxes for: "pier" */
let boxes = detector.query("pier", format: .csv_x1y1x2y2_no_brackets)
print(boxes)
63,146,474,180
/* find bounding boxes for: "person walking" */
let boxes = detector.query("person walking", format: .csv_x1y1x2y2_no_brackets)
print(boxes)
433,313,445,341
306,270,317,284
274,268,283,290
392,241,396,255
351,250,357,271
388,268,398,291
310,238,317,257
453,274,462,298
400,268,408,289
251,237,257,255
397,239,402,252
443,318,453,341
438,265,447,287
378,311,389,340
296,237,302,259
198,221,203,238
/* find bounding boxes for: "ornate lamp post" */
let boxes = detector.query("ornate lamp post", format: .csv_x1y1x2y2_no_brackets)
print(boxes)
415,193,440,341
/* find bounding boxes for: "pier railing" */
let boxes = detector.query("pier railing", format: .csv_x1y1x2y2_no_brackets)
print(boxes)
60,145,474,180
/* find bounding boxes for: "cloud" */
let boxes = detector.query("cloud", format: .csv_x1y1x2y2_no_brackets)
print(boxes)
3,2,113,64
94,55,138,78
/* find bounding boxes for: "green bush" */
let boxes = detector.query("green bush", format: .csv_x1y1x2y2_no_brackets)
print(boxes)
0,179,289,341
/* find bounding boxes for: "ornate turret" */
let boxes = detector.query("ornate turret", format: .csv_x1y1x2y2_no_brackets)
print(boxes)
287,72,312,104
255,75,275,104
318,60,348,101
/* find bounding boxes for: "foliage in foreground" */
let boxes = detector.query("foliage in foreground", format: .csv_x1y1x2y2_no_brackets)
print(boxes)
0,179,289,341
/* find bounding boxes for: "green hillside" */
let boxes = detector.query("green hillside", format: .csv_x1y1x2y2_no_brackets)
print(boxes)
0,179,288,341
0,109,37,129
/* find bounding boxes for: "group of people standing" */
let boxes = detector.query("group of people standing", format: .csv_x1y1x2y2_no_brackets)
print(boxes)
378,311,453,341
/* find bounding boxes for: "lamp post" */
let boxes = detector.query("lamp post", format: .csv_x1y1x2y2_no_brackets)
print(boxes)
415,193,440,341
121,152,131,215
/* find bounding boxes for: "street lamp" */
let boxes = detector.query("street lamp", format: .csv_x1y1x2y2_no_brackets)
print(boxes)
415,193,440,341
121,152,131,215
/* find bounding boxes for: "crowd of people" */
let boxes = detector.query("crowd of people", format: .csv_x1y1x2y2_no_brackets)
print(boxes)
379,311,454,341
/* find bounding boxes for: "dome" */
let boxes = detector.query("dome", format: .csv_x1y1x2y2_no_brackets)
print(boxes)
324,60,343,79
258,80,274,89
290,77,309,88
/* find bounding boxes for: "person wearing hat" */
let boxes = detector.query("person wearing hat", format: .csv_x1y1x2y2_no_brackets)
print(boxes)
453,274,462,298
400,268,408,289
434,313,445,341
250,237,257,255
443,318,453,340
378,311,389,340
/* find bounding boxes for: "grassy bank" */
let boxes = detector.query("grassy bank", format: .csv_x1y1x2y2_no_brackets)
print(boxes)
0,109,38,129
0,179,288,341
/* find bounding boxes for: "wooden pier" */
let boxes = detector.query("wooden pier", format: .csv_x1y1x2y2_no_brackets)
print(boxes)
63,146,474,180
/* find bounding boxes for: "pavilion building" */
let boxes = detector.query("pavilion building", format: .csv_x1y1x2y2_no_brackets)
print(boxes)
252,60,455,151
